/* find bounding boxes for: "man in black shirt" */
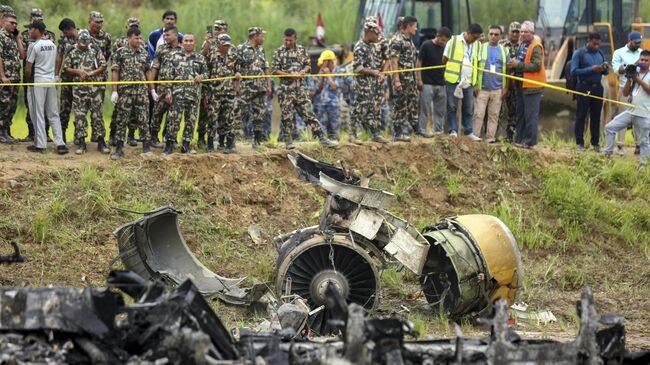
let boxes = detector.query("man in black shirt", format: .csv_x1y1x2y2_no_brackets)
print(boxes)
416,27,451,134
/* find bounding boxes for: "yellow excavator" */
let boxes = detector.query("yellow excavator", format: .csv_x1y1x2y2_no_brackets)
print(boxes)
538,0,649,115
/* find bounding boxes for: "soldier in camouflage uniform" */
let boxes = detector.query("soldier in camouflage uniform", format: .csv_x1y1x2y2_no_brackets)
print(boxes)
498,21,520,142
62,30,109,154
197,20,228,148
338,49,356,139
162,34,207,155
272,28,337,149
206,33,238,153
0,9,24,143
390,16,429,141
55,18,77,143
110,27,152,159
352,20,389,143
21,9,55,142
149,26,183,147
86,11,111,143
233,27,270,149
109,17,142,146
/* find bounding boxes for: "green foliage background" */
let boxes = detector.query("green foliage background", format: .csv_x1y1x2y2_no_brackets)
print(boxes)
3,0,647,47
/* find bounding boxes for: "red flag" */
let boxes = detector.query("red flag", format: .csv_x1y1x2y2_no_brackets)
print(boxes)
316,13,325,46
377,12,384,31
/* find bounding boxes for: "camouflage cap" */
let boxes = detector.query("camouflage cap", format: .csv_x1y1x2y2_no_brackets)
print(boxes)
365,15,378,23
364,20,381,34
77,29,92,46
248,26,266,37
0,5,15,17
214,19,228,29
217,33,233,46
30,8,44,20
509,21,521,32
89,11,104,22
126,17,140,27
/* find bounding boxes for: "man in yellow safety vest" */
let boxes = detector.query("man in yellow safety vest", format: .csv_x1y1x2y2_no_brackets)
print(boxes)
442,23,483,140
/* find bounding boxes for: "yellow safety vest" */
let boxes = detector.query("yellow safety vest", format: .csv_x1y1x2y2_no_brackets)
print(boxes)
444,35,479,85
477,43,508,90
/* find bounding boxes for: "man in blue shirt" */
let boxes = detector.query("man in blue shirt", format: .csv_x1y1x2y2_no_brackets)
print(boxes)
473,25,509,143
147,10,183,60
571,32,609,151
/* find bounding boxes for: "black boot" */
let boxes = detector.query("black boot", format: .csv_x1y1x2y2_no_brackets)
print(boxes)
207,136,215,153
0,126,14,144
217,134,225,152
142,140,151,154
181,140,196,154
128,129,137,147
197,133,206,149
224,135,235,154
5,124,15,143
252,131,262,149
111,141,124,160
109,129,116,146
75,140,87,155
97,138,111,154
163,140,174,155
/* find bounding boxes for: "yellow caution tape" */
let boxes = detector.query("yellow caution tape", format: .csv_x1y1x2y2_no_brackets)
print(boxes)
0,63,634,108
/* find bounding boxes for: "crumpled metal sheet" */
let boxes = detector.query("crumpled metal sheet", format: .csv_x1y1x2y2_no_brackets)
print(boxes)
320,172,396,210
113,206,266,306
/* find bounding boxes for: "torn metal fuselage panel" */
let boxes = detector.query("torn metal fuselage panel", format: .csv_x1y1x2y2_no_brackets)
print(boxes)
113,206,266,306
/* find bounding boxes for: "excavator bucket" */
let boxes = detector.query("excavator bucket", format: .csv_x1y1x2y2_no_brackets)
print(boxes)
113,206,266,306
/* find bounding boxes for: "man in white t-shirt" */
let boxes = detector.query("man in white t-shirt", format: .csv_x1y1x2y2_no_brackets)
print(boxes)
603,50,650,171
25,20,68,154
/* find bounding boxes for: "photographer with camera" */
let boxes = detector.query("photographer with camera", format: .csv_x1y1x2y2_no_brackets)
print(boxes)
603,50,650,171
612,31,643,154
571,33,609,152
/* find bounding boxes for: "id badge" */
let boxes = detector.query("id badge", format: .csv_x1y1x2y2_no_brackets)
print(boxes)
490,64,496,73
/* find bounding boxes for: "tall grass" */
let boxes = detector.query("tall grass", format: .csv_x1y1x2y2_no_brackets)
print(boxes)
13,0,358,49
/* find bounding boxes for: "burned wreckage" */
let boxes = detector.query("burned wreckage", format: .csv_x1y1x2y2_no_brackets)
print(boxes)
0,152,649,363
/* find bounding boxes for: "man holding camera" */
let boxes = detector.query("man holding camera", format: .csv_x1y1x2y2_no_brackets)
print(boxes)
571,32,609,152
603,50,650,171
612,31,643,154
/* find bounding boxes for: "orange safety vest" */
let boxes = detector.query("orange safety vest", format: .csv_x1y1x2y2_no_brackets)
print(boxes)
522,40,546,89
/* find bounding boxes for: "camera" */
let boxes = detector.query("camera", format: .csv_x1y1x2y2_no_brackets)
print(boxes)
625,64,638,78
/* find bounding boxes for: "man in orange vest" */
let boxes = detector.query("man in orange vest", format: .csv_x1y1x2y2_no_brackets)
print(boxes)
506,20,545,148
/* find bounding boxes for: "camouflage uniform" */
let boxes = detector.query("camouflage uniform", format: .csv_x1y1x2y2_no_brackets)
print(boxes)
498,37,518,142
111,45,151,143
57,34,76,134
151,43,183,139
63,39,107,141
21,25,55,136
109,19,144,138
352,38,383,136
272,43,323,142
389,32,418,136
234,40,268,136
338,61,355,134
87,23,111,140
165,51,207,143
206,46,237,140
0,28,21,131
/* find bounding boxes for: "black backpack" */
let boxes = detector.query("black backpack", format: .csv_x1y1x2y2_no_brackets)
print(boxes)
565,47,605,94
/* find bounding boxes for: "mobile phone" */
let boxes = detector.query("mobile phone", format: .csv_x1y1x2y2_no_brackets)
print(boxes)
206,26,213,36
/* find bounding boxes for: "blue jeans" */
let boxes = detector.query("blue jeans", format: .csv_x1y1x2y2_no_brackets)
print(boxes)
445,82,474,135
604,111,650,166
